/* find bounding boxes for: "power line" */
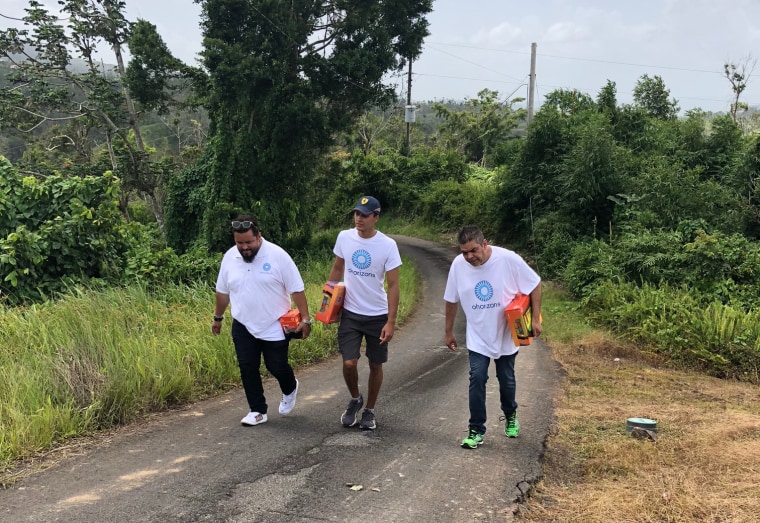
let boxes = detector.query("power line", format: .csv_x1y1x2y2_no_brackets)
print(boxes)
0,10,70,23
0,12,26,22
417,73,728,105
426,40,726,76
539,52,723,76
413,72,527,86
423,43,525,82
419,41,760,109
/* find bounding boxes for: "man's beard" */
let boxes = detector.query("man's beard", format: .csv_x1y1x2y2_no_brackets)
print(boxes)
239,247,260,263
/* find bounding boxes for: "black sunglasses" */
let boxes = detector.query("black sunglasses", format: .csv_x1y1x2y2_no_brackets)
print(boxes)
231,220,254,230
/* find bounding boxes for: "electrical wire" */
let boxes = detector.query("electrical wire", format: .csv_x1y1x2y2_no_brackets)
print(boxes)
426,41,727,76
423,43,526,82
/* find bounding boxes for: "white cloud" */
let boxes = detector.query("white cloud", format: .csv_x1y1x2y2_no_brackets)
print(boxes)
543,21,590,44
4,0,760,112
472,22,523,46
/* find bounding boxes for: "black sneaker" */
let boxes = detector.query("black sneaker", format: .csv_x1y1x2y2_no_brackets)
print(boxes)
341,395,364,427
359,409,376,430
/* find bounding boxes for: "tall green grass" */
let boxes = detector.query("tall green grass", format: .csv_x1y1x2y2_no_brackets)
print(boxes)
0,257,419,471
539,283,595,345
583,281,760,381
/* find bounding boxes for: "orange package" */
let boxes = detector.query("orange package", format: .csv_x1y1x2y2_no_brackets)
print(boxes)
315,281,345,324
279,309,301,330
504,294,540,346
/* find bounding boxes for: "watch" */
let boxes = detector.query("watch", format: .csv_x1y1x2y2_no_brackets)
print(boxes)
213,315,224,322
301,318,312,325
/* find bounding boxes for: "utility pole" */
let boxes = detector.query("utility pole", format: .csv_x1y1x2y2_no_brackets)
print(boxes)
405,59,413,154
527,42,537,125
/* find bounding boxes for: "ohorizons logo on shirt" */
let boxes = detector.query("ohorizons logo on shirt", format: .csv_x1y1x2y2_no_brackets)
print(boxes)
349,249,376,278
472,280,500,309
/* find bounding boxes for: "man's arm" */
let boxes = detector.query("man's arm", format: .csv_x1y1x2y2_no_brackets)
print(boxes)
291,290,312,339
328,256,345,282
380,266,400,344
212,292,230,335
529,283,542,337
444,300,459,351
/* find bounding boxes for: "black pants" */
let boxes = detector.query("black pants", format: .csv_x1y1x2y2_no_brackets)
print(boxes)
231,319,296,414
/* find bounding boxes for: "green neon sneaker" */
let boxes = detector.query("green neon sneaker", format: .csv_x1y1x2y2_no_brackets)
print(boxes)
505,413,520,438
461,428,485,449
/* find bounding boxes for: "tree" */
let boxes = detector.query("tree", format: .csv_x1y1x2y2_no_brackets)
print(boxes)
596,80,618,120
542,88,595,115
0,156,128,305
166,0,432,252
0,1,193,230
632,74,679,120
724,57,756,125
432,88,524,166
125,20,191,115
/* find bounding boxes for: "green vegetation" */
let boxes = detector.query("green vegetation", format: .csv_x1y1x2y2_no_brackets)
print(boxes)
3,0,760,497
0,256,419,471
521,285,760,523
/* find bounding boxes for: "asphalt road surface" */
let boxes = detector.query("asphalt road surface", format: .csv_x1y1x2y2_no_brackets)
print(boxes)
0,236,562,523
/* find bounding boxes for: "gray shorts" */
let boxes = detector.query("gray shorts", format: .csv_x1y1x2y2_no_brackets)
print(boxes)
337,309,389,363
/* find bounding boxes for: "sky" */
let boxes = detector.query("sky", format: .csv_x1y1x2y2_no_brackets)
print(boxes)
2,0,760,114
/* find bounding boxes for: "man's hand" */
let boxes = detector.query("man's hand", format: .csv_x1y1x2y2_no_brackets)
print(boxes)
296,322,311,340
379,322,395,344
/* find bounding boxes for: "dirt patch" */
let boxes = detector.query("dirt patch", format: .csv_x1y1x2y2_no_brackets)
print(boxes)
517,332,760,523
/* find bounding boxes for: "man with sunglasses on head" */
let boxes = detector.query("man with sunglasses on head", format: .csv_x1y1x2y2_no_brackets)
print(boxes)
212,215,312,427
326,196,402,430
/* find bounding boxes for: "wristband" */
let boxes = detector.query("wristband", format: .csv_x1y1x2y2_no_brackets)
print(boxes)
213,315,224,322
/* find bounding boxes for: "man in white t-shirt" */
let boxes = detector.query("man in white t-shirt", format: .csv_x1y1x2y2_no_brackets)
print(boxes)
327,196,402,430
444,225,542,449
212,215,312,427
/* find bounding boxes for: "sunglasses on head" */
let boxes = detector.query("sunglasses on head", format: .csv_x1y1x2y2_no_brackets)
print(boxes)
231,220,254,230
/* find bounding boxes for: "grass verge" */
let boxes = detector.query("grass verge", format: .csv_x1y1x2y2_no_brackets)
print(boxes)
0,256,420,486
517,284,760,522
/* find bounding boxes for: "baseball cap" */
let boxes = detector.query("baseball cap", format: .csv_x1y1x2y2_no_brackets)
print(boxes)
351,196,381,215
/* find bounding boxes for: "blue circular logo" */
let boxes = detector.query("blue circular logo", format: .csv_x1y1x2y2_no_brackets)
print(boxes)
474,280,493,302
352,249,372,270
263,263,271,271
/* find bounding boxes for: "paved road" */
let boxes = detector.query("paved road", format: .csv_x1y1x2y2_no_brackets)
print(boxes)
0,236,561,523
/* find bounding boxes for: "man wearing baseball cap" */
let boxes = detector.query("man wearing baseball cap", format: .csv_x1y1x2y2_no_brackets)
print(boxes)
326,195,402,430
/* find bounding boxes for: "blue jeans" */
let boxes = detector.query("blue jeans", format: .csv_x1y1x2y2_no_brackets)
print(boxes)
231,320,296,414
467,350,518,435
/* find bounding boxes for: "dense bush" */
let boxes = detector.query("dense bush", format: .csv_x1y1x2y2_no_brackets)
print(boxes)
563,226,760,310
312,149,471,229
0,158,129,305
419,178,499,235
0,158,222,306
583,281,760,381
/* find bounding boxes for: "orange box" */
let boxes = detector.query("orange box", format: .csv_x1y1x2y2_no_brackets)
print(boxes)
504,294,537,346
279,309,301,330
315,281,345,324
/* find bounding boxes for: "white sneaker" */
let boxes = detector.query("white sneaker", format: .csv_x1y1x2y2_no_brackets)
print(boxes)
279,379,299,415
241,411,267,426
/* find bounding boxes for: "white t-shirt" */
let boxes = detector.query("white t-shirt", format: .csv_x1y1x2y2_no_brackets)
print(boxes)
215,238,305,341
444,245,541,358
333,228,402,316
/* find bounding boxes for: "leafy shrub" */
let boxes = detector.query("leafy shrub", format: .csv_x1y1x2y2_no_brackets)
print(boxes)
563,239,624,297
582,281,760,381
0,159,129,305
563,226,760,310
419,179,497,234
